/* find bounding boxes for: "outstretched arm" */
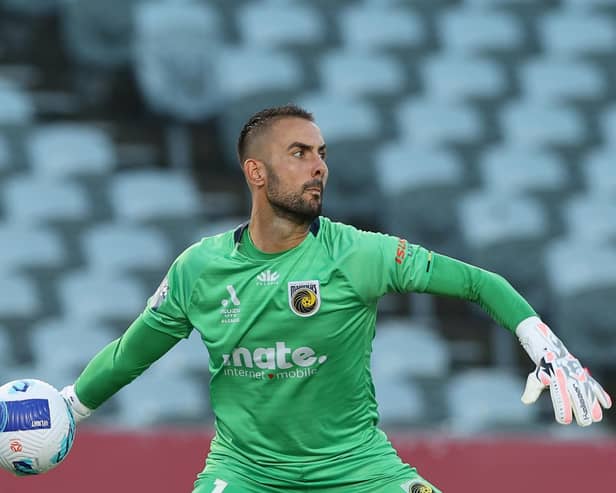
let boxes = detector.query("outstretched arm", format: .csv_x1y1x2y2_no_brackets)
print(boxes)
421,252,612,426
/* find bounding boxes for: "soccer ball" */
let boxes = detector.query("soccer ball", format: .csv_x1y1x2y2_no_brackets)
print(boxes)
0,379,75,476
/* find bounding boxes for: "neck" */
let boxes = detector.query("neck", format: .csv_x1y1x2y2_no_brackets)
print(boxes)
248,208,313,253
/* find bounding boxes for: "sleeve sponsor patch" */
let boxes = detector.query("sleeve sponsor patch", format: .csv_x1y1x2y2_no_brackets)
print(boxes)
149,276,169,311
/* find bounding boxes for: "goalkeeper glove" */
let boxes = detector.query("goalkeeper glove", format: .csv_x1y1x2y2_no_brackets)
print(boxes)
516,316,612,426
61,385,92,424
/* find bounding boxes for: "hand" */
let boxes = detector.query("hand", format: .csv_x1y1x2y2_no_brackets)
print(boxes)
60,385,92,424
516,316,612,426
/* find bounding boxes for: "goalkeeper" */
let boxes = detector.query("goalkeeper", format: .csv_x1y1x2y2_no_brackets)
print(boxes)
62,105,611,493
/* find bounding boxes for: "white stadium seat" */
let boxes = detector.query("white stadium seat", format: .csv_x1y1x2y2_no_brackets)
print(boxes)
540,12,616,57
439,8,523,54
236,1,326,48
561,194,616,242
583,148,616,196
26,123,116,178
0,274,40,318
339,5,426,51
0,80,35,124
0,224,66,272
80,223,173,273
422,55,506,102
318,50,406,98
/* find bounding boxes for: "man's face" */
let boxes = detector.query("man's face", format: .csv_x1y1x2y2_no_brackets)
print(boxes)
261,117,328,225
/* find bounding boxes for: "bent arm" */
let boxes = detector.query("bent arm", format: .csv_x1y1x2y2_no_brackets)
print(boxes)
422,252,537,332
74,316,182,410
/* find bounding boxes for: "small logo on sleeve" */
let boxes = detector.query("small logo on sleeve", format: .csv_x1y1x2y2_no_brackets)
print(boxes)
149,276,169,311
288,280,320,317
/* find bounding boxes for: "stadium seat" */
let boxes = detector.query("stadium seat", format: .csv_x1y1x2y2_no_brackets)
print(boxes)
0,133,11,172
214,48,304,102
133,1,224,121
396,97,484,146
438,8,524,55
0,81,35,124
60,0,141,68
372,374,426,426
421,55,507,102
0,274,40,319
153,330,210,374
372,319,450,380
598,104,616,146
29,318,117,385
446,368,538,433
26,123,116,178
113,366,209,427
564,0,616,9
544,238,616,367
317,50,406,98
80,223,174,273
540,12,616,57
235,1,326,48
375,142,466,248
0,324,14,367
500,101,586,148
561,194,616,242
457,190,551,311
520,58,605,103
338,5,426,51
1,0,58,16
0,224,66,272
583,148,616,196
57,269,148,322
479,145,569,194
108,170,203,223
2,176,91,224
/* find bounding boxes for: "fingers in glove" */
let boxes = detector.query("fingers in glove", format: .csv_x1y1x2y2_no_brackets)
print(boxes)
521,371,547,405
588,374,612,410
549,367,572,425
567,378,593,427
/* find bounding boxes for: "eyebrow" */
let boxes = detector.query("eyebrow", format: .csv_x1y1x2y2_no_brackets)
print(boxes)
287,142,327,153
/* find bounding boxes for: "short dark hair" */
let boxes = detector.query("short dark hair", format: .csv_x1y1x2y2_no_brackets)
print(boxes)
237,104,314,165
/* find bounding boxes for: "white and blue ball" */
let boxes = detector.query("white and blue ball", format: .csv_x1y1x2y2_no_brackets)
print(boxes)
0,379,75,476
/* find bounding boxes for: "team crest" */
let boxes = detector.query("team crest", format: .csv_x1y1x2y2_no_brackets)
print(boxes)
288,280,320,317
400,480,434,493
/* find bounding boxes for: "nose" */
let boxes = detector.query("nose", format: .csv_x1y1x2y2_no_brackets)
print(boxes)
312,155,327,179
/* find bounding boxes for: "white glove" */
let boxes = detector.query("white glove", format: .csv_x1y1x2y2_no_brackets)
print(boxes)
516,316,612,426
60,385,92,424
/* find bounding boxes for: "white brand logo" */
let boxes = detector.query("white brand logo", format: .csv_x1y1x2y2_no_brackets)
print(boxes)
257,270,280,285
220,285,241,324
222,341,327,380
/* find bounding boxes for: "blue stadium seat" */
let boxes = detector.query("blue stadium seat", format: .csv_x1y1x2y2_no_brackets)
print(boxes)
372,374,426,426
0,80,35,124
60,0,142,68
80,223,173,274
1,0,59,16
598,104,616,147
540,12,616,57
564,0,616,9
501,100,586,148
0,133,11,173
479,145,569,194
133,1,224,121
520,58,606,102
373,319,450,380
108,170,203,223
26,123,116,178
375,142,466,248
396,97,484,146
29,318,116,386
2,176,92,224
317,50,406,98
544,238,616,368
561,194,616,243
0,224,66,272
338,5,426,51
57,269,148,322
438,8,524,55
0,274,39,319
421,55,507,102
446,368,539,434
583,148,616,196
235,1,326,48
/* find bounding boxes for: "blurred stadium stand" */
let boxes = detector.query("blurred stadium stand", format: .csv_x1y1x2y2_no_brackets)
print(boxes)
0,0,615,436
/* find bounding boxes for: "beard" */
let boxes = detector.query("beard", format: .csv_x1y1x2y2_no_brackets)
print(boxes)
264,164,323,226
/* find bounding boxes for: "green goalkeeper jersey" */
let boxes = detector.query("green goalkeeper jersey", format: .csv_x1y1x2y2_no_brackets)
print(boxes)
75,216,536,487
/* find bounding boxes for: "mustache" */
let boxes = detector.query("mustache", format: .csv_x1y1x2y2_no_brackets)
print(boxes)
303,180,324,192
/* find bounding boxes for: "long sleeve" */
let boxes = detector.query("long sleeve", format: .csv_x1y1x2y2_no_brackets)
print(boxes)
74,316,182,410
